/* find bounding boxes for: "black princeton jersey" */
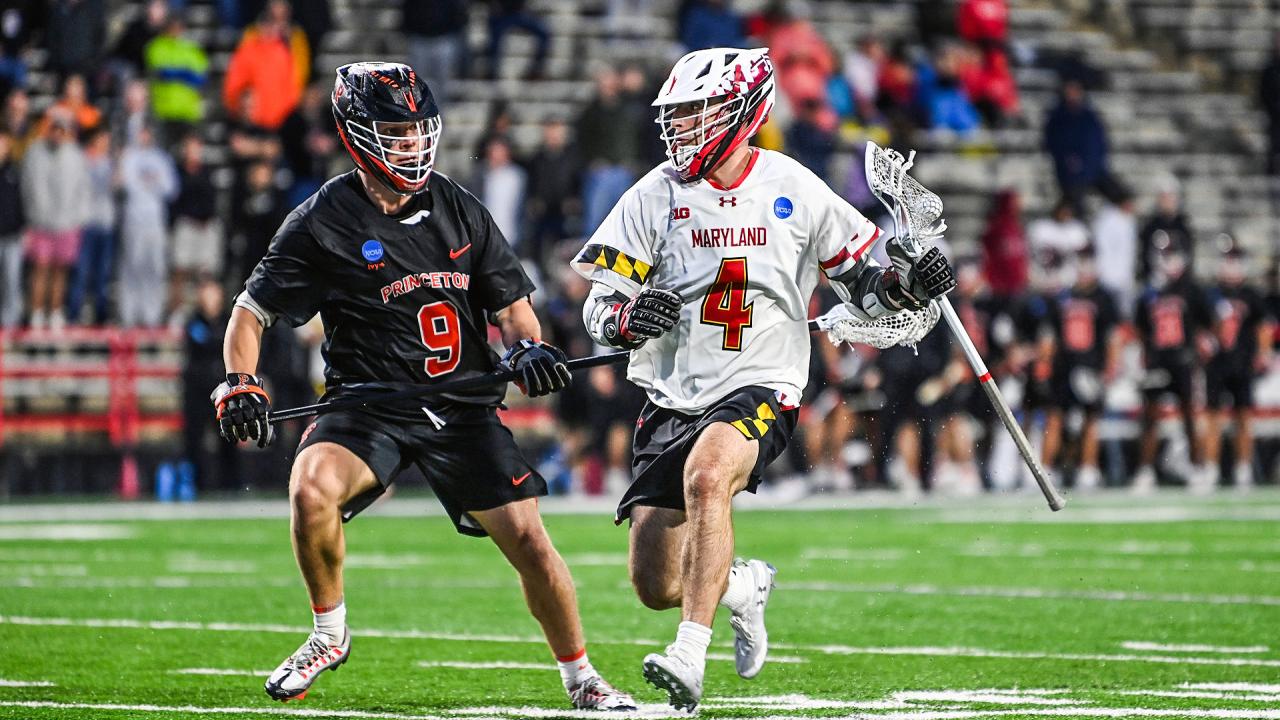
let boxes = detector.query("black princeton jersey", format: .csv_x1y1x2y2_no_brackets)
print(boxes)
1048,285,1117,369
1134,279,1211,365
244,171,535,407
1205,284,1268,361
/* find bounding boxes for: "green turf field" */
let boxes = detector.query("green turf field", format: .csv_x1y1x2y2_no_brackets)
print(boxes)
1,491,1279,719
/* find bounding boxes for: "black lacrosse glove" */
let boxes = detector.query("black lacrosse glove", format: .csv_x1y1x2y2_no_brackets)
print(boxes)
500,339,572,398
211,373,275,447
605,288,683,349
881,243,956,311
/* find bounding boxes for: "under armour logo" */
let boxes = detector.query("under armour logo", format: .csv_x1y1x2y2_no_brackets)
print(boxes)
719,196,737,207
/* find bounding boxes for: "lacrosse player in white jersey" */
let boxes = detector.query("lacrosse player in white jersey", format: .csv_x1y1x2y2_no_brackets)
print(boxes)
572,47,956,711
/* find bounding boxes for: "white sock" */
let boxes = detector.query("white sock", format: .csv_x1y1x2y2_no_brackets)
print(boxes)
719,564,752,615
312,602,346,644
669,621,712,667
556,648,597,690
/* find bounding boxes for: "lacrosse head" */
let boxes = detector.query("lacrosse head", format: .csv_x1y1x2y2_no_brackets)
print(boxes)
815,303,941,350
864,141,946,258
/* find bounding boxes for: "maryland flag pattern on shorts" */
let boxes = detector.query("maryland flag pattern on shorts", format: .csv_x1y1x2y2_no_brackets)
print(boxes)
730,401,778,440
575,244,653,285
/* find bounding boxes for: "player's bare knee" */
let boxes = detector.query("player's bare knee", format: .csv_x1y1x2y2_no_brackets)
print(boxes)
289,451,347,513
683,460,737,506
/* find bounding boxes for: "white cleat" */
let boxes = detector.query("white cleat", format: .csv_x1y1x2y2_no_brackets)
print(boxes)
1130,466,1157,495
568,674,637,711
1074,465,1102,492
729,558,776,679
642,651,703,712
264,628,350,701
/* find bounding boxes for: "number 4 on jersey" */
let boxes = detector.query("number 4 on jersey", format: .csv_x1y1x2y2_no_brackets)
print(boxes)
700,257,753,351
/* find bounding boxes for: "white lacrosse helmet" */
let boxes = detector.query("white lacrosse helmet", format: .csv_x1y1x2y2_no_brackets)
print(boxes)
652,47,775,182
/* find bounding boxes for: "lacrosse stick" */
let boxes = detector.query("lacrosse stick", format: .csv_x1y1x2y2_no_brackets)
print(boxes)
863,141,1066,511
271,312,866,425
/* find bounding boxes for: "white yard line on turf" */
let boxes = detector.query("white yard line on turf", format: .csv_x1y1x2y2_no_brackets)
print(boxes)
706,652,807,664
1122,642,1268,654
166,560,259,574
0,680,54,687
0,524,136,540
860,710,1280,719
0,563,88,576
766,642,1280,668
1113,689,1280,703
1182,684,1280,693
171,669,271,677
0,700,686,719
4,490,1280,523
419,661,552,671
8,701,1280,720
787,580,1280,607
6,615,1279,670
561,553,629,566
799,548,911,561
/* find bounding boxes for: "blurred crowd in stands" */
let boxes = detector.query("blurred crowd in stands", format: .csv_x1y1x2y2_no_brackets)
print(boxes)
0,0,1276,499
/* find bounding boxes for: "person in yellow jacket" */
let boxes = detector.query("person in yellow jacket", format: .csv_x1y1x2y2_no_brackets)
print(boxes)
145,15,209,145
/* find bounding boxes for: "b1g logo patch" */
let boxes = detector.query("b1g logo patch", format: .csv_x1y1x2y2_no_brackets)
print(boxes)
773,196,794,219
362,239,386,270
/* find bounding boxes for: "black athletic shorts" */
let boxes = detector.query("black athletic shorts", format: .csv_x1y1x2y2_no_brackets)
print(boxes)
1141,359,1194,405
1051,364,1105,413
618,385,798,524
1205,358,1254,410
297,405,546,537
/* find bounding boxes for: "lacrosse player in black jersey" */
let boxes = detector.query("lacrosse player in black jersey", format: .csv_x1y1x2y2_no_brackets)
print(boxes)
1202,236,1274,490
212,62,634,711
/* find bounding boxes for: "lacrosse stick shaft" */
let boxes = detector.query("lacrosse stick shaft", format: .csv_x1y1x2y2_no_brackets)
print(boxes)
938,296,1066,511
269,351,630,424
274,322,830,424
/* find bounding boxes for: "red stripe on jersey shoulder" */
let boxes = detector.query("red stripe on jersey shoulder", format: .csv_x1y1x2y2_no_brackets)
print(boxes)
851,227,883,261
819,247,852,270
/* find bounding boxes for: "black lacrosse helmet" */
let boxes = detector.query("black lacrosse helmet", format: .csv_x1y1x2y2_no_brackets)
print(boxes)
332,62,441,195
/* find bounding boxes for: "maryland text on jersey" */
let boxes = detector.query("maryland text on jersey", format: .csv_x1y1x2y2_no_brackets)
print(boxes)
690,226,768,248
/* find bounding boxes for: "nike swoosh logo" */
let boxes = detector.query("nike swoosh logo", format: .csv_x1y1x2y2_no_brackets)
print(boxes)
449,243,472,260
398,209,431,225
511,471,531,487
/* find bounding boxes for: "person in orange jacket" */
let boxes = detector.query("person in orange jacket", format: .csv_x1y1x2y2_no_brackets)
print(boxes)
222,0,309,131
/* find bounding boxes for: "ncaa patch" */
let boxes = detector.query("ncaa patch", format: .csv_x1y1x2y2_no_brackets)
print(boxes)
773,196,794,219
361,240,385,262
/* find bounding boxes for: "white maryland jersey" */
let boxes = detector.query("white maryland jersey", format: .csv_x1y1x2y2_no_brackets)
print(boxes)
573,149,883,413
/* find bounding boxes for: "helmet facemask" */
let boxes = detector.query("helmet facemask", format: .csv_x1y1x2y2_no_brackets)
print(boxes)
342,116,442,195
657,93,745,180
654,63,773,183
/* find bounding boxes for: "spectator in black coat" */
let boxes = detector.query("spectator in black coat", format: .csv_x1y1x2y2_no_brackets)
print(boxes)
576,67,642,233
226,159,286,286
524,118,580,267
46,0,105,83
486,0,550,80
109,0,167,82
169,133,222,321
182,277,237,491
279,81,337,207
